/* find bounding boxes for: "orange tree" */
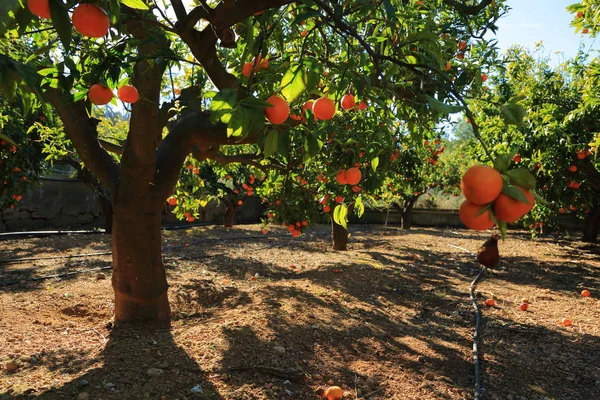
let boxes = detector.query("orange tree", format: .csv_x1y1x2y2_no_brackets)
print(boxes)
379,134,462,229
469,46,600,242
0,0,510,325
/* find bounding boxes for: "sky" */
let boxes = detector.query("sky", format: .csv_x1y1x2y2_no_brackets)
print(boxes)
491,0,598,64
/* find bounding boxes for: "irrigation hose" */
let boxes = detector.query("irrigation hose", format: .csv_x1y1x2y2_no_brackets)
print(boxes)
469,266,486,400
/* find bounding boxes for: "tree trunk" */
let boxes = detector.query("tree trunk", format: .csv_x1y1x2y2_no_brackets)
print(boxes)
399,196,418,230
582,205,600,243
98,193,113,234
111,200,170,326
332,220,349,250
223,206,236,228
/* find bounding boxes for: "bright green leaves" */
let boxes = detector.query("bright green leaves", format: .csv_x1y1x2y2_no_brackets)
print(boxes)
280,63,307,103
208,90,267,138
354,196,365,217
121,0,150,10
500,94,527,126
493,148,518,173
501,183,531,204
371,156,379,172
333,204,349,229
264,129,278,158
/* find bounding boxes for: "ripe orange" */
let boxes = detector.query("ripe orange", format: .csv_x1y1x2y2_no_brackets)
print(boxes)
291,229,300,237
581,289,591,297
340,94,356,110
324,386,343,400
461,165,503,205
335,195,343,203
28,0,51,19
481,73,488,82
323,205,331,213
458,200,495,230
568,165,577,172
458,40,468,50
559,207,567,214
512,154,522,162
72,3,111,38
300,29,308,37
313,97,336,120
485,299,495,307
493,187,534,223
117,85,139,104
302,220,308,226
519,303,529,311
456,52,464,60
358,101,367,110
186,215,195,223
335,170,347,185
443,61,451,71
88,84,113,105
167,197,177,206
576,11,584,18
237,200,243,206
345,167,362,185
264,95,289,124
561,318,572,327
583,28,589,34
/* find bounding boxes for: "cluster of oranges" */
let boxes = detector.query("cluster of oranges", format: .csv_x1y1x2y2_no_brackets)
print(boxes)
335,167,362,186
27,1,140,106
459,165,535,230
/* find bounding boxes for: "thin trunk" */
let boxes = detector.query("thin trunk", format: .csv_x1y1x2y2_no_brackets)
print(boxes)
401,196,418,230
111,199,170,326
582,205,600,243
332,219,349,250
224,206,236,228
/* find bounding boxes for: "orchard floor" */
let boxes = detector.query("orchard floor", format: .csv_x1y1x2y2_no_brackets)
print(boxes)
0,225,599,400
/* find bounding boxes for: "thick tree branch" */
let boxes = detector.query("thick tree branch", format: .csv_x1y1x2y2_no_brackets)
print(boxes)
154,111,255,200
99,139,124,155
169,0,187,21
44,88,119,193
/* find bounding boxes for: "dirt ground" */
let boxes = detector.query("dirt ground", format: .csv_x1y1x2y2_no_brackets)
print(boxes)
0,224,598,400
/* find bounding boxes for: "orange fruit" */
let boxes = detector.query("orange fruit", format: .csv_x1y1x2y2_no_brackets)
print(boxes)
493,187,534,223
458,200,495,230
335,195,343,203
302,220,308,226
264,95,289,124
117,85,139,103
576,11,584,18
335,170,347,185
89,84,113,105
324,386,343,400
512,154,521,162
458,40,468,50
186,216,195,223
344,167,361,185
261,229,268,234
72,3,110,38
485,299,495,307
568,165,577,172
561,318,572,327
443,61,451,71
300,29,308,37
461,165,503,205
583,28,589,34
481,73,488,82
519,303,529,311
291,229,300,237
358,101,367,110
167,197,177,206
581,289,591,297
340,94,356,110
323,205,331,213
456,52,464,60
28,0,51,19
313,97,336,120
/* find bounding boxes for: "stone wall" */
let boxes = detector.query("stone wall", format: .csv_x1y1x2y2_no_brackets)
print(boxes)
0,177,265,232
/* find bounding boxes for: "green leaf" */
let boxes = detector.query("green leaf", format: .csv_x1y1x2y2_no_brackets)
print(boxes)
355,196,365,217
497,220,507,240
504,168,536,190
121,0,150,10
371,156,379,172
280,63,307,103
333,204,348,229
227,107,246,137
501,185,531,205
264,130,278,158
425,95,463,114
532,190,549,205
493,154,511,173
291,10,321,24
49,0,72,50
500,103,527,126
405,55,418,65
0,133,17,146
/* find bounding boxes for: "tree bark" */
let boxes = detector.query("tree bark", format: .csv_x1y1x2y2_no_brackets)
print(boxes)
401,196,418,230
111,199,170,326
332,220,349,250
224,206,237,228
582,205,600,243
